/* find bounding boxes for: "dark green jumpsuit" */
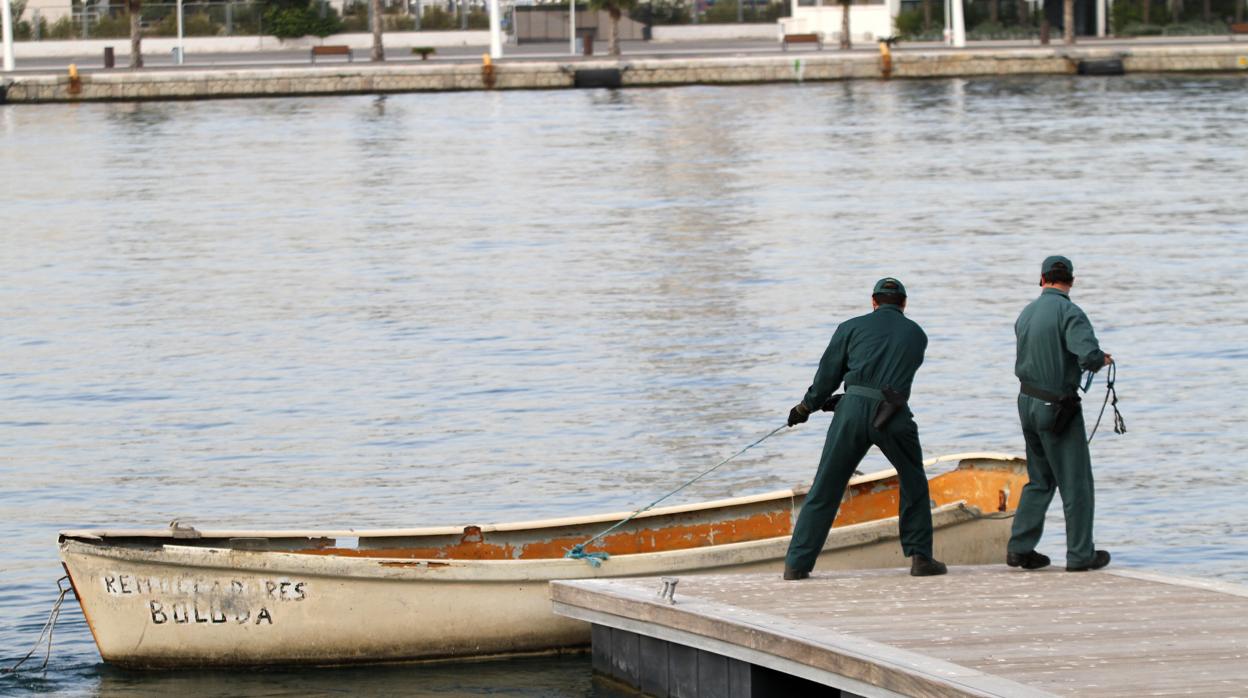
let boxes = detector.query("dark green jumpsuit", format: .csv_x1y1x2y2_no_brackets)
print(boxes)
1008,287,1106,568
784,304,932,573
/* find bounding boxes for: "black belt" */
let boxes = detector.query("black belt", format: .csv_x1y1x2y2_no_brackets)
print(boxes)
1020,383,1066,403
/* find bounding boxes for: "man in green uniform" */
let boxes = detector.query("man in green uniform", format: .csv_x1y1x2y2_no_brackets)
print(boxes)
783,278,947,580
1007,256,1113,572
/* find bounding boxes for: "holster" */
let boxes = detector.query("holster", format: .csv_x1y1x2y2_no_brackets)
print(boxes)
1051,394,1082,435
1021,383,1081,435
871,385,907,430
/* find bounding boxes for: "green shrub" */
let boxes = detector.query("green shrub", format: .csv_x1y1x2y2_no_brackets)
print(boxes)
1119,20,1165,34
92,12,134,38
701,0,783,23
263,2,342,38
46,16,76,38
1161,19,1228,34
419,5,456,29
644,0,691,24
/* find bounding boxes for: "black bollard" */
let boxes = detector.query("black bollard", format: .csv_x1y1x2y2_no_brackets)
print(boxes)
104,47,115,69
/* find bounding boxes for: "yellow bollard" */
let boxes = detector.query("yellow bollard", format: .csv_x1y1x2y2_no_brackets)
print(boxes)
68,63,83,95
878,40,892,79
481,53,496,89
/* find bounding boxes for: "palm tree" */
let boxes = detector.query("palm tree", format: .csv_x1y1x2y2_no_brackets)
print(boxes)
128,0,143,68
587,0,637,56
1063,0,1074,42
370,0,384,61
839,0,851,49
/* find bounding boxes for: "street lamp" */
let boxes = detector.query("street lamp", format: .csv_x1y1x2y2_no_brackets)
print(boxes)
2,0,15,72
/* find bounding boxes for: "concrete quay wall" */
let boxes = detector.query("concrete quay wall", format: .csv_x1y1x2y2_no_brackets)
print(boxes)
3,44,1245,103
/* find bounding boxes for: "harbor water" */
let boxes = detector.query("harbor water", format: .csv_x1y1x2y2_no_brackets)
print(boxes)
1,74,1246,695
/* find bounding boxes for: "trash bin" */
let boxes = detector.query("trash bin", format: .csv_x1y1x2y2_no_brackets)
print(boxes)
103,46,115,69
577,28,596,56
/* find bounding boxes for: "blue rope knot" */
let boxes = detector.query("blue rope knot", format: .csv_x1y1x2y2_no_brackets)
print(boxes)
564,544,610,567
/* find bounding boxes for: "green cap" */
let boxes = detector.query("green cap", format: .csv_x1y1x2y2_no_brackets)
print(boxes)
1041,255,1074,275
872,277,907,297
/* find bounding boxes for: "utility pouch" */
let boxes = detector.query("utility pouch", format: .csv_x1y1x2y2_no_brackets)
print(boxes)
1051,394,1082,435
872,385,907,430
1021,383,1081,435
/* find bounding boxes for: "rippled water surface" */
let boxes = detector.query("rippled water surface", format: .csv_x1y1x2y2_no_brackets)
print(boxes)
2,75,1247,695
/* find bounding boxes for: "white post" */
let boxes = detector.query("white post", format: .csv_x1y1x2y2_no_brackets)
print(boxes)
943,0,950,44
569,0,576,55
1096,0,1106,36
950,0,965,46
176,0,185,64
2,0,15,73
488,0,501,57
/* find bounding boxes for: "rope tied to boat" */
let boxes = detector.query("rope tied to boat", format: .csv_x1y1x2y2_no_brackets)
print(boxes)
565,424,789,567
2,576,70,675
1086,362,1126,444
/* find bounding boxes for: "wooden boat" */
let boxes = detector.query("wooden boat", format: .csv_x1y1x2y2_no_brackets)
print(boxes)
59,452,1027,668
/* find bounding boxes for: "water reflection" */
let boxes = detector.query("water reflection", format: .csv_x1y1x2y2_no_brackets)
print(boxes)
0,75,1245,696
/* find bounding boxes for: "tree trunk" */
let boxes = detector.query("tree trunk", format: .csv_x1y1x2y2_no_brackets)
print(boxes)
990,0,999,23
839,0,850,49
370,0,385,61
128,0,142,68
460,0,468,29
1235,0,1243,24
608,5,620,56
1142,0,1150,23
1063,0,1074,42
1017,0,1028,24
922,0,931,30
1168,0,1182,20
1201,0,1209,21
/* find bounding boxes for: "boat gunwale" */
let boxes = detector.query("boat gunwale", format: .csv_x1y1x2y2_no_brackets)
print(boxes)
57,452,1021,543
58,501,1001,582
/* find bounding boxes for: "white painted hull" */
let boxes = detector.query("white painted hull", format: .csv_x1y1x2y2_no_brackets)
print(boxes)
60,454,1025,667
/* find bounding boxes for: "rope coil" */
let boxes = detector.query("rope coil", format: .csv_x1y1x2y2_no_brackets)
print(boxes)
565,424,788,566
3,576,70,675
1087,362,1126,444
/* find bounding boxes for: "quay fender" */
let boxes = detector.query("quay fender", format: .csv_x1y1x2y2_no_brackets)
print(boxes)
574,68,623,89
0,80,7,104
1077,58,1126,76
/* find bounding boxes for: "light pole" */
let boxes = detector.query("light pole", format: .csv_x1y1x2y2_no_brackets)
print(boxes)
176,0,185,65
488,0,501,57
2,0,15,72
950,0,965,46
569,0,576,55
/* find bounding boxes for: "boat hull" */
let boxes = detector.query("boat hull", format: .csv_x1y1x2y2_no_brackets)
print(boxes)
61,502,1012,668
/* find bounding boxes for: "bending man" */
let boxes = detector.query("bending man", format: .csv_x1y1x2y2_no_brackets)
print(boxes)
1008,255,1112,572
783,278,946,580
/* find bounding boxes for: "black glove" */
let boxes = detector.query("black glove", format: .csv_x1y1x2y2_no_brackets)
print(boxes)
787,402,811,427
821,394,843,412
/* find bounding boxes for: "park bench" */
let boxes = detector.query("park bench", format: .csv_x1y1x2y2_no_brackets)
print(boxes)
782,33,823,51
310,45,353,64
1231,22,1248,36
412,46,436,60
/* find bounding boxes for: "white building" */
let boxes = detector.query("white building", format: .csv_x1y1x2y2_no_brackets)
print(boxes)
780,0,901,44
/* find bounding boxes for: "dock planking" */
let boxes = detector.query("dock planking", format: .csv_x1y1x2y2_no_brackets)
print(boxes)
552,565,1248,697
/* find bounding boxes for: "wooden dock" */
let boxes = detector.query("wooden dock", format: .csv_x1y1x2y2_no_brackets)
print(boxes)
551,565,1248,697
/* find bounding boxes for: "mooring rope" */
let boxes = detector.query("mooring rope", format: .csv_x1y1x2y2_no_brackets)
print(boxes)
565,423,789,566
3,576,70,675
1087,362,1126,444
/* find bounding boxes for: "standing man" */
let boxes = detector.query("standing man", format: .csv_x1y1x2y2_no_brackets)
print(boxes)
784,278,947,580
1007,256,1112,572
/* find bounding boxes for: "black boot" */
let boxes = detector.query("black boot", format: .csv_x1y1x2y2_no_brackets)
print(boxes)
1066,550,1111,572
1006,550,1052,570
909,554,947,577
783,566,809,581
